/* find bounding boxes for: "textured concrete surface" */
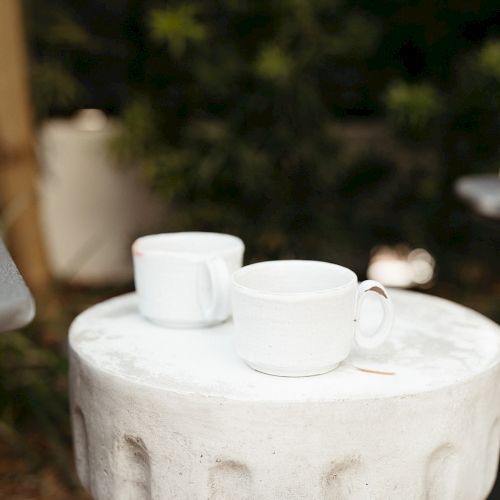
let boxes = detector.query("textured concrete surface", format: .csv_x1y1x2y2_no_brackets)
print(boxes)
70,290,500,499
0,238,34,332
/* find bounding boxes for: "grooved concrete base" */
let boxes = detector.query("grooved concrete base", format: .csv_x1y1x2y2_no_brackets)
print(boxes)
69,290,500,499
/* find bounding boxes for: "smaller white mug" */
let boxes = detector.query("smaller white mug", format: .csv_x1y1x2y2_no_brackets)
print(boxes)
133,232,244,327
231,260,394,376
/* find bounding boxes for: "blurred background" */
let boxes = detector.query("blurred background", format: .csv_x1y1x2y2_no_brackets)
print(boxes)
0,0,499,497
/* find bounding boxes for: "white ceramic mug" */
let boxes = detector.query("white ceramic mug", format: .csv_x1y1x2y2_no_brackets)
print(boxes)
133,232,244,327
231,260,393,376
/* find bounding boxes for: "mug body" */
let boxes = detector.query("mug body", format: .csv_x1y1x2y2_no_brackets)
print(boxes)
231,260,358,376
133,232,244,327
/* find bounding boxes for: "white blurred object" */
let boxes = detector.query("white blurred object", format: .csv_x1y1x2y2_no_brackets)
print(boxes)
73,108,108,132
366,259,414,288
407,248,435,285
367,245,435,288
454,173,500,219
38,110,165,286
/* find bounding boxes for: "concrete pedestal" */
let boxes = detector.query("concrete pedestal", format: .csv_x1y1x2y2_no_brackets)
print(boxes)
69,290,500,499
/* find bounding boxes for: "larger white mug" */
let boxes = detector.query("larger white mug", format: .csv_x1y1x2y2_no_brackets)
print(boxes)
231,260,393,376
133,232,244,327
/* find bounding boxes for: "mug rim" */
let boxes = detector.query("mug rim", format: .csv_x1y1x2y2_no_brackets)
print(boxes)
132,232,244,259
232,260,357,297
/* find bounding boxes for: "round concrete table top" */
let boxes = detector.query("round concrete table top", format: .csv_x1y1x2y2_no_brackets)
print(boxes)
70,289,500,402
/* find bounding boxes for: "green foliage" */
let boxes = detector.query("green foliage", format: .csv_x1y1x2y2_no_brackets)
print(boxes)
0,327,75,484
43,10,93,48
30,61,82,118
23,0,92,118
150,5,207,57
115,98,159,160
255,45,292,82
384,82,443,140
326,12,381,58
446,39,500,175
477,40,500,82
25,0,500,265
112,0,451,262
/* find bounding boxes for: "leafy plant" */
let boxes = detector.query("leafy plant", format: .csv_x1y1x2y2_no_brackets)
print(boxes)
384,82,443,140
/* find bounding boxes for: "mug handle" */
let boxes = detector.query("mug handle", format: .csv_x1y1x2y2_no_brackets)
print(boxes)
198,258,231,322
354,280,394,349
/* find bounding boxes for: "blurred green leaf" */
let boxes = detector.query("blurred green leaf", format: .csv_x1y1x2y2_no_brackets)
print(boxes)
31,61,82,118
113,98,160,161
255,44,293,82
150,5,207,57
477,40,500,82
384,81,444,138
326,13,381,58
46,11,93,48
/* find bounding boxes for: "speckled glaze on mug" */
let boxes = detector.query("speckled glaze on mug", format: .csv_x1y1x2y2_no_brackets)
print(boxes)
231,260,393,376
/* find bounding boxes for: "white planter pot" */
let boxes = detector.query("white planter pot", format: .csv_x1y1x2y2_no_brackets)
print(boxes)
38,111,164,286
